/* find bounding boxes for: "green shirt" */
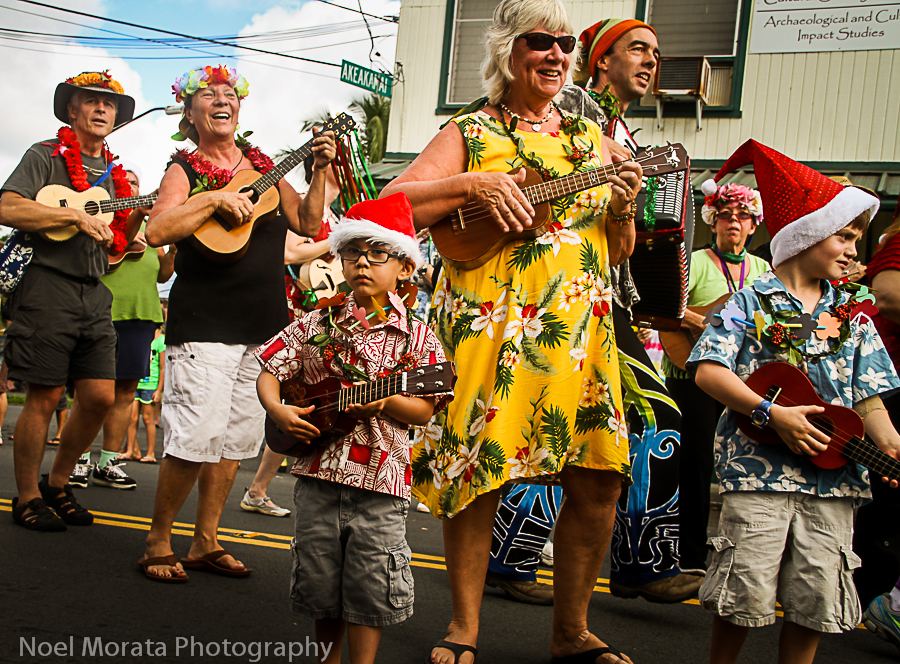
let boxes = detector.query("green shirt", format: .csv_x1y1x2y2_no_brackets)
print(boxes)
137,335,165,391
663,249,770,379
100,224,164,323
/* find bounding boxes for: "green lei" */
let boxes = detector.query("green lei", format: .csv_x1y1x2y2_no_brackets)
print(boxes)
757,281,874,366
587,84,622,121
495,102,596,181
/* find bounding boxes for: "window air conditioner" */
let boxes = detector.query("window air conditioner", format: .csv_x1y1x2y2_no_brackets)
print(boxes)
652,57,711,131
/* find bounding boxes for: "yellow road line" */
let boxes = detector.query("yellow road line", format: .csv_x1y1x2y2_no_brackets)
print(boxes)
0,501,869,629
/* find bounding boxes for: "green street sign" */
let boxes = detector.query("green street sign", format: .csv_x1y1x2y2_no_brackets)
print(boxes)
340,60,392,98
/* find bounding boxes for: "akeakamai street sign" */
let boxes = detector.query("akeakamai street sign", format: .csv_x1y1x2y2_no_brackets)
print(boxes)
340,60,392,98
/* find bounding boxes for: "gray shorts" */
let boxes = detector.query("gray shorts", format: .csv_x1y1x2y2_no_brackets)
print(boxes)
290,476,414,626
4,265,116,385
699,491,861,633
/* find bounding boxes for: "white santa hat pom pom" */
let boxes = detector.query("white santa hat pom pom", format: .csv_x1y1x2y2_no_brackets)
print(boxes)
701,179,718,196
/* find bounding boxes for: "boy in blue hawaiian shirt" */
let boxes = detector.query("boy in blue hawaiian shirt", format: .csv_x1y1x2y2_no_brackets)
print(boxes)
687,140,900,664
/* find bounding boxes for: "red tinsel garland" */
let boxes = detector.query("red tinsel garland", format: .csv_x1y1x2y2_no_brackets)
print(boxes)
54,126,131,253
172,144,275,192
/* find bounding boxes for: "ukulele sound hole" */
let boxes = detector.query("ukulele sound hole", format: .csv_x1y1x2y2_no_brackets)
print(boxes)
84,200,100,216
809,417,834,438
239,186,260,205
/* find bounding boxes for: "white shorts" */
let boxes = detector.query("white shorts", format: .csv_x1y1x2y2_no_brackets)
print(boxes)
162,342,265,463
699,491,861,633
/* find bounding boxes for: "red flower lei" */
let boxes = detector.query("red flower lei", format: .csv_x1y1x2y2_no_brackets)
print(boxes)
173,144,275,193
54,126,131,253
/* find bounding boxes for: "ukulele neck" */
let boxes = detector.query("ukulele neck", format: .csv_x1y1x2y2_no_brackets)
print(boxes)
249,144,312,197
337,372,407,411
99,193,157,214
844,436,900,482
524,163,623,205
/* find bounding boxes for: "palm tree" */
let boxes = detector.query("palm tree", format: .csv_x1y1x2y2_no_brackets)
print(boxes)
350,94,390,164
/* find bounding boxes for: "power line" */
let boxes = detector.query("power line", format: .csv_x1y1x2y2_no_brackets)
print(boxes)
316,0,398,24
16,0,343,68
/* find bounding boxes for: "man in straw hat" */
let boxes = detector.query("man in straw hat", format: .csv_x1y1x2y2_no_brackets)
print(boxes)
0,71,147,531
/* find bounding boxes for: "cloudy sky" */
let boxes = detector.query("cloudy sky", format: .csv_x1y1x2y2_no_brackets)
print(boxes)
0,0,400,193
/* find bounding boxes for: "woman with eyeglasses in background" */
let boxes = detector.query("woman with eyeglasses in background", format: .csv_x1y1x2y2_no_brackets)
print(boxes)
382,0,642,662
661,183,769,579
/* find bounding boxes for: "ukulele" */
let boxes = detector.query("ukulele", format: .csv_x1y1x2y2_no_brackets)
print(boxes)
189,113,356,263
658,294,730,370
34,187,157,242
429,143,689,271
265,362,457,458
298,256,345,299
107,238,149,272
734,361,900,481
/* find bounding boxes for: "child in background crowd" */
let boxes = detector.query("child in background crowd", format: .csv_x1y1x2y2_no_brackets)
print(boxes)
255,194,453,664
125,327,165,464
687,140,900,664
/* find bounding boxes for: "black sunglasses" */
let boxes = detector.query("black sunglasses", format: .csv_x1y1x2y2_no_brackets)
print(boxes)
517,32,577,54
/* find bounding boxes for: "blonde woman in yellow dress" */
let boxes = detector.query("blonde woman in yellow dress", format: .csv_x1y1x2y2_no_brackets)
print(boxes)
382,1,642,662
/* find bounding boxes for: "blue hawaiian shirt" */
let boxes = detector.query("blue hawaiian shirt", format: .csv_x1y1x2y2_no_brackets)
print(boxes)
686,271,900,502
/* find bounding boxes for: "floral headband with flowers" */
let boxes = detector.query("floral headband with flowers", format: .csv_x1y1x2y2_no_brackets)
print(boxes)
172,65,249,103
700,183,764,226
67,70,125,95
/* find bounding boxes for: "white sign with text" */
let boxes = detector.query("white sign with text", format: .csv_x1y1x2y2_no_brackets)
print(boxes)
750,0,900,54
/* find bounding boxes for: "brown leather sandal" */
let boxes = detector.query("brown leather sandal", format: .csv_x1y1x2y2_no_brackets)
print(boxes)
138,555,189,583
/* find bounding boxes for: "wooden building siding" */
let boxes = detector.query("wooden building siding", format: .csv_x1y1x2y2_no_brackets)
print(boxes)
386,0,900,165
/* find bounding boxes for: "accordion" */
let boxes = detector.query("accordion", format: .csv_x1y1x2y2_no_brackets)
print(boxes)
629,165,695,331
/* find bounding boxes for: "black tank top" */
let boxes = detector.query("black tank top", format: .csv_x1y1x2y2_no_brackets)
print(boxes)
165,157,289,345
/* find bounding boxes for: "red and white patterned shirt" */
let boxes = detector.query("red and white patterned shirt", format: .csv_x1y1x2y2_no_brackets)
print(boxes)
254,292,452,500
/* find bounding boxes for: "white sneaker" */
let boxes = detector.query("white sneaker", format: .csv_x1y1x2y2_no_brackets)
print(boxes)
541,540,554,567
240,488,290,517
69,461,92,488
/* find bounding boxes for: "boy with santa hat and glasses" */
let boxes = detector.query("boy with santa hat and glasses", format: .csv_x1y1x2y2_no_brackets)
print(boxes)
254,193,453,664
686,140,900,664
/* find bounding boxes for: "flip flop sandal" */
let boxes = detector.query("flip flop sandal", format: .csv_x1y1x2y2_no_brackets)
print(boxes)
38,475,93,526
47,437,60,446
551,646,629,664
180,549,252,577
138,554,189,583
11,496,66,532
427,639,477,664
139,457,157,464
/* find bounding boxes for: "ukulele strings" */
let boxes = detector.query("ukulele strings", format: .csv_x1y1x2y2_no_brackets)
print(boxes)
745,391,898,474
449,151,667,230
283,370,439,414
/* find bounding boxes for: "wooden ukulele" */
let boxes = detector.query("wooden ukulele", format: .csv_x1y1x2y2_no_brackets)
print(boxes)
658,294,730,370
34,187,157,242
429,143,689,271
107,238,149,272
189,113,356,263
265,362,457,458
298,255,345,299
734,362,900,480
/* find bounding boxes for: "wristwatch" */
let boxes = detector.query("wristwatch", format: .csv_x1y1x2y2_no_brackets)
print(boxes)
750,399,773,429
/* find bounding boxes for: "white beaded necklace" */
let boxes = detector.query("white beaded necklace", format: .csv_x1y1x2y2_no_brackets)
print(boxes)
500,102,554,132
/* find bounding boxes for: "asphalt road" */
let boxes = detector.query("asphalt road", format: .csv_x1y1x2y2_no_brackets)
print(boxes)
0,402,897,664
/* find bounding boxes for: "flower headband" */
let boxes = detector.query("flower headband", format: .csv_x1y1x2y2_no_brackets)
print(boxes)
172,65,249,103
700,183,764,226
67,70,124,95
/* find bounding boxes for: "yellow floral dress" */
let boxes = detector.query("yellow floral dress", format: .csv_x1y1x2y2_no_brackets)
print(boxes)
411,110,630,519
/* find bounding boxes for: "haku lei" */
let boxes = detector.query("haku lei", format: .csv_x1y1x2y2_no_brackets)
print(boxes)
174,143,275,195
50,126,130,253
67,70,124,95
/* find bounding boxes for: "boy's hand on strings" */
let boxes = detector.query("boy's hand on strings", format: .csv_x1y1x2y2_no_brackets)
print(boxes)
346,398,388,419
770,404,830,456
272,403,320,442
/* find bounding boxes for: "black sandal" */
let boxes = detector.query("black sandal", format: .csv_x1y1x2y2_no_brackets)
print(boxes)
12,496,66,531
38,475,93,526
427,640,477,664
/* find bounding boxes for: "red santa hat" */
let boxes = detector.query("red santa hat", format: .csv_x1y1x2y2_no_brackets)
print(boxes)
701,139,880,268
328,192,424,268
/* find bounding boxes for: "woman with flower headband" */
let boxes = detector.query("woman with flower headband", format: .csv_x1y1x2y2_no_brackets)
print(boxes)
661,182,769,577
138,65,335,582
0,70,147,532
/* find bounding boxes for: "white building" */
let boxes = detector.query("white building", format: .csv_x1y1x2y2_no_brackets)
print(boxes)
377,0,900,257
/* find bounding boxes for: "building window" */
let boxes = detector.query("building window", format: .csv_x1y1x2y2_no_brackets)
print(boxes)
438,0,500,113
631,0,750,117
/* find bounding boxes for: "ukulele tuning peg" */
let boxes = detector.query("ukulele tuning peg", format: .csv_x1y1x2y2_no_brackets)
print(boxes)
435,381,444,388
